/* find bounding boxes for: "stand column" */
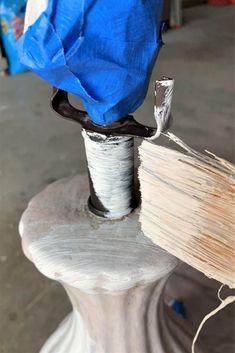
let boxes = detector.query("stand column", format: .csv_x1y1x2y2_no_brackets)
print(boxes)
19,174,202,353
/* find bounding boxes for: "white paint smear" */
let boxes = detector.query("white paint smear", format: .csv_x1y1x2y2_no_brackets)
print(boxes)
82,130,134,219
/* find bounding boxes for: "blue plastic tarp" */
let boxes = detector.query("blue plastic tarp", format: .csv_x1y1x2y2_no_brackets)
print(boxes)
0,0,27,74
20,0,164,125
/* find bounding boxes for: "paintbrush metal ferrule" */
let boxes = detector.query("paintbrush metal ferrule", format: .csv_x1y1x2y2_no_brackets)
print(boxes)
148,77,174,141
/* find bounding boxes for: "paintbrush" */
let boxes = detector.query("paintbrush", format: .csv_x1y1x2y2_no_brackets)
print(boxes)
138,133,235,289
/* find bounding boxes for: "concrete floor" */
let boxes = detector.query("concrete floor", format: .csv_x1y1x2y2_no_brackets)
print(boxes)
0,5,234,353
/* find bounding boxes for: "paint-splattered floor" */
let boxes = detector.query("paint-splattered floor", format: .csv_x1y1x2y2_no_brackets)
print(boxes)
0,5,234,353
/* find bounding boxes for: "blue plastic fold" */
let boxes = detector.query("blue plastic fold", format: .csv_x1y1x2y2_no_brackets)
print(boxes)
20,0,164,125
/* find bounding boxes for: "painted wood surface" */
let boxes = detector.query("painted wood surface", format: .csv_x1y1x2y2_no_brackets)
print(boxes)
39,279,202,353
19,175,201,353
19,174,177,293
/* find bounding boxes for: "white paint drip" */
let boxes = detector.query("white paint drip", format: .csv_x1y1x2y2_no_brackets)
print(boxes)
82,130,134,219
148,79,174,141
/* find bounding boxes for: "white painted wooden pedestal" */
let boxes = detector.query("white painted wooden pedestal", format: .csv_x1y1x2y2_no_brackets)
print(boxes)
19,175,201,353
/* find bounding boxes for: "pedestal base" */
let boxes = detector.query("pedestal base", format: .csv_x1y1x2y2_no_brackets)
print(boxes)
40,284,198,353
19,175,202,353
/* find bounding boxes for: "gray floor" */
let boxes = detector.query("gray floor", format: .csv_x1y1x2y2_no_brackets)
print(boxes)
0,5,234,353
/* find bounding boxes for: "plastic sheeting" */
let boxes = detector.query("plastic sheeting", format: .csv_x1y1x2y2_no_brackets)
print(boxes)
0,0,27,74
20,0,164,125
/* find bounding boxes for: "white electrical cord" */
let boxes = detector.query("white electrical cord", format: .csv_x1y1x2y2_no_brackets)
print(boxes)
192,285,235,353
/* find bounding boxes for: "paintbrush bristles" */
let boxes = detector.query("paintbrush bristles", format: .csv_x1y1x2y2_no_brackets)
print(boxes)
139,139,235,288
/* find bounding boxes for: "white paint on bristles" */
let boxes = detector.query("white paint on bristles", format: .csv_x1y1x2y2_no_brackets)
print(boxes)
82,130,134,219
139,134,235,352
139,134,235,288
148,78,174,141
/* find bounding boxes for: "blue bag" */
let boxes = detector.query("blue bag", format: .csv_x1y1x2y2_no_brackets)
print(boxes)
20,0,164,124
0,0,27,75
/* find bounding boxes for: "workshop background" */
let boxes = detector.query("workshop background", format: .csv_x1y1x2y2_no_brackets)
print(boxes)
0,1,234,353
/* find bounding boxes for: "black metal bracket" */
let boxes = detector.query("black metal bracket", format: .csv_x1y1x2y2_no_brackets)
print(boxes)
51,88,161,138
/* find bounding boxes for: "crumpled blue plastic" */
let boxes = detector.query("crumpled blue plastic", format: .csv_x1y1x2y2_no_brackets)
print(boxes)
20,0,164,125
0,0,27,75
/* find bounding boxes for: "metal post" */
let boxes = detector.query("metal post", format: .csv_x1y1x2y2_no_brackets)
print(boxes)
82,129,135,219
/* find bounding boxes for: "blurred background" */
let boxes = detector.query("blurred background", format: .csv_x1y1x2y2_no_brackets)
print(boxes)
0,1,234,353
